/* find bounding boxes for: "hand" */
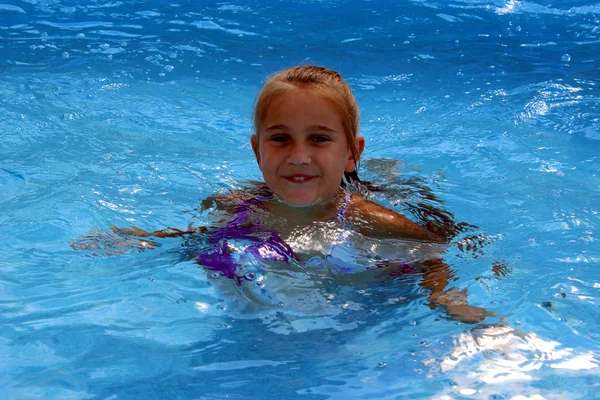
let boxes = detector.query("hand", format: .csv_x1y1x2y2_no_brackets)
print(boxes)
110,224,207,238
429,287,495,324
110,226,152,237
443,303,496,324
71,228,159,255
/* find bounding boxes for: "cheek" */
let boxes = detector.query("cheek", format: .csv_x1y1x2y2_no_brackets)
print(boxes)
258,147,279,169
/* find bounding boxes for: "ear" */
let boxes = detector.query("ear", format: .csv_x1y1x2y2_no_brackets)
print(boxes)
251,134,261,168
345,136,365,172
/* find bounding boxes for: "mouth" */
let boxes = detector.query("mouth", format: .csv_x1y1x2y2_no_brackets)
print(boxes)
283,174,316,183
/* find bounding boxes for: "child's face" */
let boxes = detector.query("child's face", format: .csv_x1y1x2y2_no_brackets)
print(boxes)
252,90,363,207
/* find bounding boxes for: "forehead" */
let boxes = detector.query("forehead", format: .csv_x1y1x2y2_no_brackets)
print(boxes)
263,89,343,123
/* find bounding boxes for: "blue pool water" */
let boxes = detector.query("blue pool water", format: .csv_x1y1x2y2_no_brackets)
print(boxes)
2,0,600,398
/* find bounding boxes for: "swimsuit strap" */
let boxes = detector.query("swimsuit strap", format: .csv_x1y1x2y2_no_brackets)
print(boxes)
228,195,267,226
336,191,353,223
208,195,267,243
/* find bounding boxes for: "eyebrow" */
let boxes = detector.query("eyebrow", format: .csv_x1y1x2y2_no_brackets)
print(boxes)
307,125,337,133
264,124,287,132
263,124,337,133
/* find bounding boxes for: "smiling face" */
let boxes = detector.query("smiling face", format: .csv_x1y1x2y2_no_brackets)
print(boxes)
252,90,364,207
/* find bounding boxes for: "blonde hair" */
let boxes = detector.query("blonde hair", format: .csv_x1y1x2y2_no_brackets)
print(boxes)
253,65,361,167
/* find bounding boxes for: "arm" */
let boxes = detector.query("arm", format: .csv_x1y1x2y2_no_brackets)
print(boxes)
73,188,257,255
110,224,207,238
420,258,495,323
73,189,250,255
347,196,443,242
374,258,494,323
72,224,208,255
348,196,493,323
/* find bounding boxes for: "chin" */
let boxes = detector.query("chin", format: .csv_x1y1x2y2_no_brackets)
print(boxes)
276,194,323,208
280,199,318,208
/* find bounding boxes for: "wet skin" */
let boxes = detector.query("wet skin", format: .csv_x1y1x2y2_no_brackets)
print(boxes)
251,90,364,208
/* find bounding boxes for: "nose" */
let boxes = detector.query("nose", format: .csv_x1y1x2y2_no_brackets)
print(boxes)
286,142,311,166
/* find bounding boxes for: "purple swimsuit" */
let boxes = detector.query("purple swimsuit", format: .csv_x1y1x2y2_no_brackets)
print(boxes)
196,196,297,282
196,192,417,282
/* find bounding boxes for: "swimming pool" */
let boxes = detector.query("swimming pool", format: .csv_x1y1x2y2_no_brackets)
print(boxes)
1,0,599,398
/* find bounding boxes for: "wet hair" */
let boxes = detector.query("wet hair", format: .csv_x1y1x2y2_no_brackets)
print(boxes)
253,65,362,185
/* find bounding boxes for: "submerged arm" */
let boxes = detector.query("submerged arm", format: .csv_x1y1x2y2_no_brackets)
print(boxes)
110,224,207,238
107,190,249,240
72,191,248,255
349,197,493,323
72,224,208,254
374,258,494,324
420,258,495,323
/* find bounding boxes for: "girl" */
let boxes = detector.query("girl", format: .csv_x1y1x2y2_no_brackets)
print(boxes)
76,65,493,323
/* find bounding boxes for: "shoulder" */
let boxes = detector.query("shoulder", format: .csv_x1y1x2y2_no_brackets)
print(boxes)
201,182,272,212
347,195,443,242
201,192,245,212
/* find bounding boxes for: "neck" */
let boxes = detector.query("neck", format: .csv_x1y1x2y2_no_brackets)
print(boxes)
269,189,347,222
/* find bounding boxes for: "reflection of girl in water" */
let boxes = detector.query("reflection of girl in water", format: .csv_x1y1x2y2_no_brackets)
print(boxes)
74,65,495,323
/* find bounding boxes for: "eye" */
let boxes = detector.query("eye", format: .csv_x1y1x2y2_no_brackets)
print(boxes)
269,134,289,143
311,135,331,144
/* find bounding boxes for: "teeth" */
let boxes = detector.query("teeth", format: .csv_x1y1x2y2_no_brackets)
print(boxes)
293,176,306,182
